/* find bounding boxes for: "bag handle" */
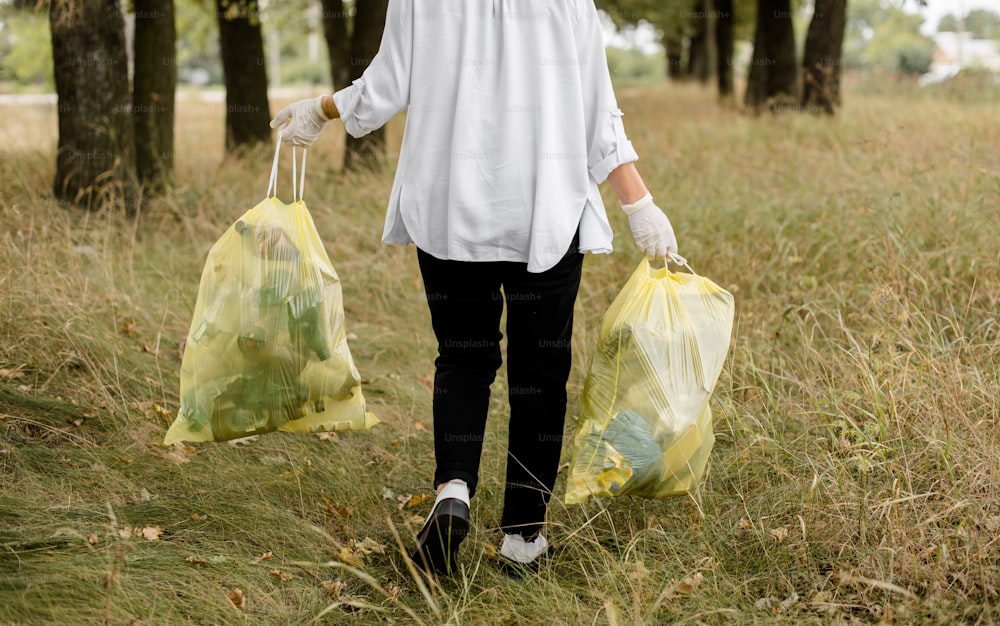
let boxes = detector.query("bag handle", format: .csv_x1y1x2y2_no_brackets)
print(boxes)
266,131,309,202
668,252,691,272
648,253,693,274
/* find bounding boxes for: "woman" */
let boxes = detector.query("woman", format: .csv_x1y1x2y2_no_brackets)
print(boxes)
270,0,677,576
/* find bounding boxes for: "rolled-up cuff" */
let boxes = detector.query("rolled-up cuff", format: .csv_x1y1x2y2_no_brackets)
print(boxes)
589,139,638,183
332,78,370,138
588,107,640,183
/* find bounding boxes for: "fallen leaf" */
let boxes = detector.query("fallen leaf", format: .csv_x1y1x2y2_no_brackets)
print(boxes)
227,588,246,612
0,367,24,379
322,580,347,598
770,527,789,542
72,418,84,427
398,493,432,510
121,319,136,335
755,596,777,611
118,526,133,539
323,503,353,518
88,533,99,545
781,592,799,611
142,344,157,355
336,546,364,567
317,431,339,441
413,420,428,432
270,569,293,581
252,551,274,564
185,555,208,567
385,584,401,601
737,517,754,530
152,403,172,423
675,572,703,595
353,537,386,556
381,487,396,500
483,542,498,560
140,526,162,541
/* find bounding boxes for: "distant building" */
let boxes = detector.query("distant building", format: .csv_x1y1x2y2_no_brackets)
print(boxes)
921,31,1000,84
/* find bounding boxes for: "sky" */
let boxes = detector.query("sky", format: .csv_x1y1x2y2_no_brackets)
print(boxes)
917,0,1000,33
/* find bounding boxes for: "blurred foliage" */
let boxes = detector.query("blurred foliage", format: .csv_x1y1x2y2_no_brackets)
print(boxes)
175,0,223,84
605,46,667,85
280,52,330,86
844,0,935,74
0,0,981,92
937,9,1000,39
597,0,759,44
0,8,54,89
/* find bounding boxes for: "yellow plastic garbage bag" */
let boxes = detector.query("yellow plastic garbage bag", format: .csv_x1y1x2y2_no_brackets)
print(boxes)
164,142,377,445
565,256,734,503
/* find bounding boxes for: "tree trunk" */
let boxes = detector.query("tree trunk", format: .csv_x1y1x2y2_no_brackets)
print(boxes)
49,0,137,211
216,0,271,152
320,0,351,91
744,0,798,113
133,0,177,191
716,0,734,99
344,0,389,171
687,2,709,83
801,0,847,114
704,0,718,86
665,37,684,80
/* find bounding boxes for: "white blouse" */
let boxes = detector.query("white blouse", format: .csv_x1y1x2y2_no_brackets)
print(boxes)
333,0,638,273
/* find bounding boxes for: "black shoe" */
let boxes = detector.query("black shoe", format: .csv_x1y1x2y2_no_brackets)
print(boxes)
410,498,470,576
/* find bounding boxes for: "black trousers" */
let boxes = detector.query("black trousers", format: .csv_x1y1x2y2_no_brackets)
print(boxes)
416,240,583,538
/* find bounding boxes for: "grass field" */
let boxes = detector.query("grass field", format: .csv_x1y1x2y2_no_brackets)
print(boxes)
1,79,999,625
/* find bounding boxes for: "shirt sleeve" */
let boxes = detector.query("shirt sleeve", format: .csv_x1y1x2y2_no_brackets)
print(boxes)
574,0,639,184
332,0,413,138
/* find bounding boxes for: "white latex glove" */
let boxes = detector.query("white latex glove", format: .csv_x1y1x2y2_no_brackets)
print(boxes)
622,193,678,261
269,95,330,147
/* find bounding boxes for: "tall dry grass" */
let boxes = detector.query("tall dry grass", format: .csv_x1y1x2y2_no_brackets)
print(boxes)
1,81,999,624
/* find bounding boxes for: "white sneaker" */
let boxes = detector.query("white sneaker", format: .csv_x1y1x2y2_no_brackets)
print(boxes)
500,533,548,565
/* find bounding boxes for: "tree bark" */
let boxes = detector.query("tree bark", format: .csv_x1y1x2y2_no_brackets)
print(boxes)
665,37,684,80
344,0,389,171
216,0,271,152
686,0,718,85
320,0,351,91
744,0,798,113
801,0,847,114
687,1,709,83
133,0,176,191
716,0,734,99
49,0,137,211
